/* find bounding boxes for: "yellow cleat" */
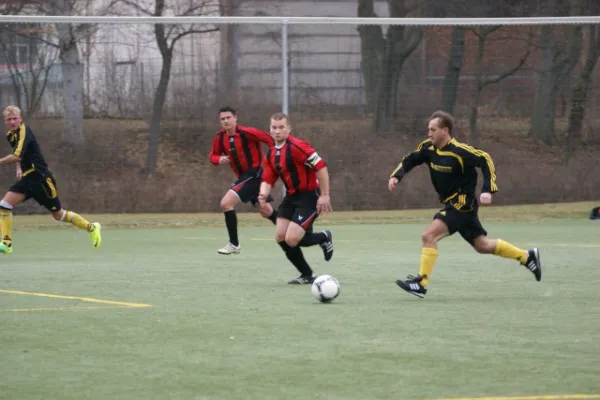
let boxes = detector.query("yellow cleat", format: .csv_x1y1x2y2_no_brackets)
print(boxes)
0,242,13,254
89,222,102,248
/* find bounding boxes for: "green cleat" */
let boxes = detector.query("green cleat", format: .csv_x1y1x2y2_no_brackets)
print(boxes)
89,222,102,248
0,242,13,254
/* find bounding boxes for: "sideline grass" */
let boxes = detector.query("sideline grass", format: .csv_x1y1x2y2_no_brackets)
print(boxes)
10,201,598,230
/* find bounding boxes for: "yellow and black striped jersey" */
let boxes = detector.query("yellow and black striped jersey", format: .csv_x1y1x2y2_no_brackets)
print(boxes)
6,123,50,176
390,138,497,210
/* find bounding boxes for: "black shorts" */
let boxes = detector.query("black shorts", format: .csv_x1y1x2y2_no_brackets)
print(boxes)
229,168,272,206
278,190,319,231
434,202,487,245
9,171,62,212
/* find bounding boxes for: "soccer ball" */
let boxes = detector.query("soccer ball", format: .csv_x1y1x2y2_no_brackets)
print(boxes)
311,275,340,303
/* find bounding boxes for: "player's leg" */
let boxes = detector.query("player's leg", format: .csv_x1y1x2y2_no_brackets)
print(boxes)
0,191,25,254
396,209,454,298
470,235,541,282
283,221,316,284
258,200,277,224
462,211,541,281
37,175,102,247
295,191,334,261
218,189,242,254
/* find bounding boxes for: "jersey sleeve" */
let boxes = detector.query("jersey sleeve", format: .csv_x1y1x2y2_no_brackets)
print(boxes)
454,144,498,193
209,133,223,165
389,139,431,181
261,152,278,186
12,125,31,158
291,138,326,171
243,126,274,147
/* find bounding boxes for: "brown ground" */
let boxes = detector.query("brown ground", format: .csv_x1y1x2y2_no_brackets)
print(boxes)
3,116,598,214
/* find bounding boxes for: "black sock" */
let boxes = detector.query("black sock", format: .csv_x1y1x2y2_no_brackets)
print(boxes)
299,232,326,247
224,210,239,246
278,241,313,276
266,210,278,225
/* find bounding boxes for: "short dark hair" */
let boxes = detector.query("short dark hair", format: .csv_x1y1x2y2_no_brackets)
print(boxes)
270,112,290,125
430,110,454,135
219,106,236,115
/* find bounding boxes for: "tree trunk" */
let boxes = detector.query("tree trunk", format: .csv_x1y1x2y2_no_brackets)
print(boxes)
441,26,466,114
566,26,600,161
373,26,422,135
51,0,84,145
146,53,171,175
357,0,383,114
530,25,558,145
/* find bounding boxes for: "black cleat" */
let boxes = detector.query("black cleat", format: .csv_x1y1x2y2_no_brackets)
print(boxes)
288,274,316,285
396,274,428,298
319,230,334,262
523,248,542,281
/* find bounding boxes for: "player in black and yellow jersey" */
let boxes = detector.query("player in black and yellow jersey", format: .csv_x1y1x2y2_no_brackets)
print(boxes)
0,105,102,254
388,110,541,298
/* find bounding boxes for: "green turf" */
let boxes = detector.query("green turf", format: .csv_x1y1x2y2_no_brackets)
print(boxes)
1,218,599,400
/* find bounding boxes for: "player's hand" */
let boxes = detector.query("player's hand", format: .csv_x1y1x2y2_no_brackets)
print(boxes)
480,192,492,205
317,195,332,214
258,192,268,205
388,177,399,192
219,156,230,165
16,168,22,181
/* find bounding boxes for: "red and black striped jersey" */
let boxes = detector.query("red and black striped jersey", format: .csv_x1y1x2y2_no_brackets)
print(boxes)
262,135,326,195
209,125,274,177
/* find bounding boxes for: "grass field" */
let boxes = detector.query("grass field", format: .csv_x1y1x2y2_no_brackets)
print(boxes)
1,203,599,400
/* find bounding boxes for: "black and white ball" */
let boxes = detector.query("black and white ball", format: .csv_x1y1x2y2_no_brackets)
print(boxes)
311,275,340,303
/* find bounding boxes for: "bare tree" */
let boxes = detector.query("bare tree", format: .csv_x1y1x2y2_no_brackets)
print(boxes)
358,0,425,135
530,0,582,145
468,26,531,147
565,1,600,161
114,0,218,175
0,24,58,116
357,0,384,115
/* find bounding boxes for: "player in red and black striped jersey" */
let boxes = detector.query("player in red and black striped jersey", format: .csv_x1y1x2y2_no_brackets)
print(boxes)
259,113,334,284
209,106,277,255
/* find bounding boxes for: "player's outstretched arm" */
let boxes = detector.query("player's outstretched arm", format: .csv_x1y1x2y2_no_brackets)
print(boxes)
388,140,430,192
258,182,272,205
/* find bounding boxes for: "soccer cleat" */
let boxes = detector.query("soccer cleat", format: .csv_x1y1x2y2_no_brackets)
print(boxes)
396,274,428,298
319,230,334,262
523,248,542,281
288,273,316,284
89,222,102,248
0,242,12,255
218,243,241,255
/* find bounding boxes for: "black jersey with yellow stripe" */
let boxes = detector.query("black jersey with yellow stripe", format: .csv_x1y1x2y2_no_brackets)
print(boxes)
6,123,50,176
390,138,497,211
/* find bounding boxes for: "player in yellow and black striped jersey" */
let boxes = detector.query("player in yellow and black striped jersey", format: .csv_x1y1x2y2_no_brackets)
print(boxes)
388,110,542,298
0,105,102,254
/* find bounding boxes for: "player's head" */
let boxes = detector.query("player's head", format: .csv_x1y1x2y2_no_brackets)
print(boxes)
269,112,291,145
3,105,22,131
219,106,237,132
428,110,453,148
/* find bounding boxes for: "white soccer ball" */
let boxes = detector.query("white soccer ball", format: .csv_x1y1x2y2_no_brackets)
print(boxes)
311,275,340,303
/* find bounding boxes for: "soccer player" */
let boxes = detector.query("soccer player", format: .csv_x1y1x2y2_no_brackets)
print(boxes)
209,106,277,255
389,110,541,298
258,112,334,284
0,105,101,254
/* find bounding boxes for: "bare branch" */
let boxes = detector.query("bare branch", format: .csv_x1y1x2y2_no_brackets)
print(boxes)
170,27,219,48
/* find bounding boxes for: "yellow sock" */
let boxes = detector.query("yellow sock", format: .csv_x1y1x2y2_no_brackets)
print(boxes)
494,239,528,264
419,247,439,287
0,208,13,246
64,211,94,232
